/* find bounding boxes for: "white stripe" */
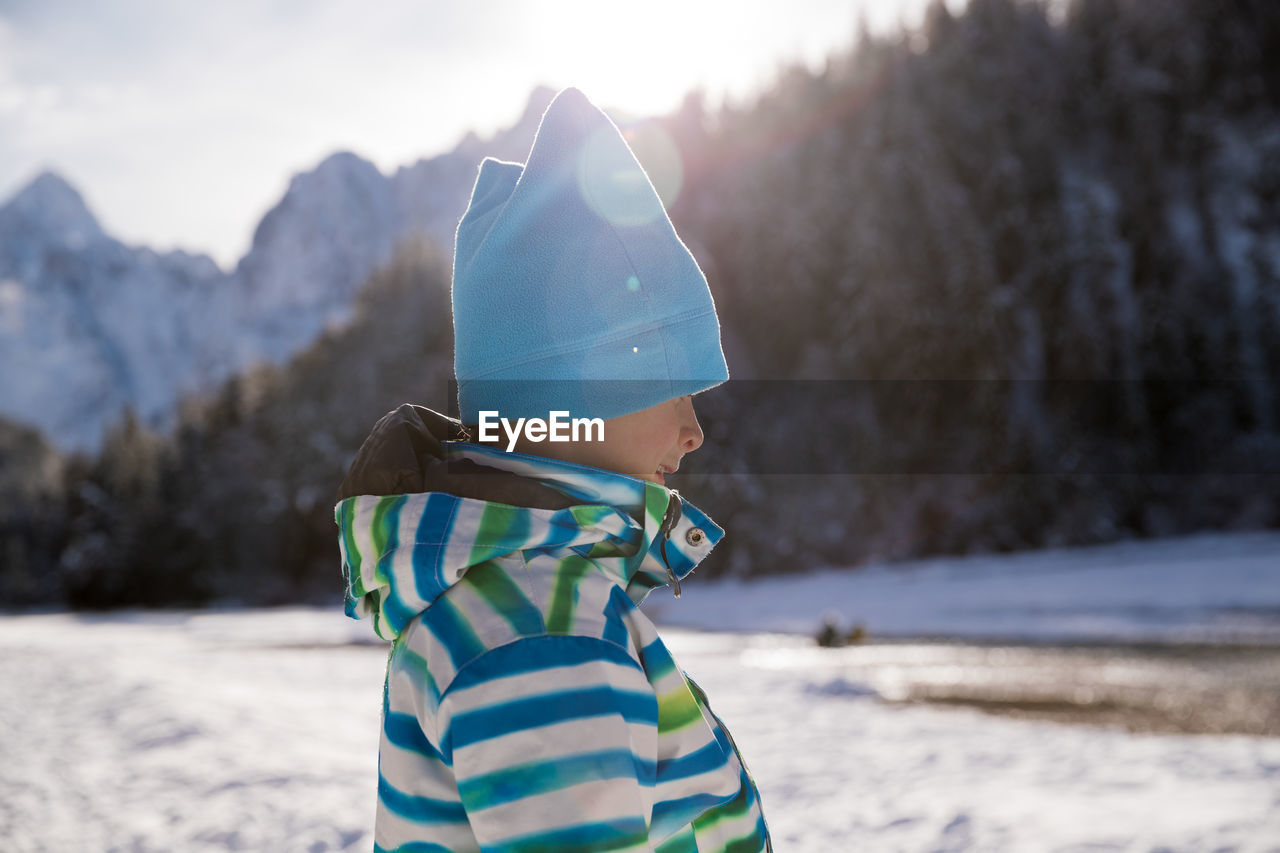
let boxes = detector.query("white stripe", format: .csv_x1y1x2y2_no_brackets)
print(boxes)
351,495,386,592
465,778,649,838
373,805,478,853
378,735,458,801
447,443,651,509
399,613,460,693
452,715,656,779
653,763,740,804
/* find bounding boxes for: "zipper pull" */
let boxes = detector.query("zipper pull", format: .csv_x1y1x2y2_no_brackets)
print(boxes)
658,489,682,598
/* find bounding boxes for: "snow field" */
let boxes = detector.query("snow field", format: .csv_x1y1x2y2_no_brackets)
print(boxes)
3,530,1279,851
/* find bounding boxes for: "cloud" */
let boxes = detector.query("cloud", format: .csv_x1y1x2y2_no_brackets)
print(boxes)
0,17,53,120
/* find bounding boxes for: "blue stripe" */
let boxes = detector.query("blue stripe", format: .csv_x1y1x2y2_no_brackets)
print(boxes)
602,587,632,648
415,493,458,549
488,817,649,853
424,594,488,672
379,572,420,635
377,773,467,824
376,496,420,633
409,494,457,606
405,543,447,598
449,685,657,750
638,635,677,679
384,711,442,760
447,634,643,693
383,493,406,567
458,748,656,809
653,790,740,835
656,740,728,781
375,843,455,853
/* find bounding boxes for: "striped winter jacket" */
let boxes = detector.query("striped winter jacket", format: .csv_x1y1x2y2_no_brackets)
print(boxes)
334,404,771,853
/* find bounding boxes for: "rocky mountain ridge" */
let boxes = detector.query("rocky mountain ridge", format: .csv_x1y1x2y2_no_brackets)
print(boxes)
0,86,556,452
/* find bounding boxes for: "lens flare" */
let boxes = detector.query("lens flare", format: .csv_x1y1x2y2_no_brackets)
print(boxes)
575,121,684,227
623,121,684,211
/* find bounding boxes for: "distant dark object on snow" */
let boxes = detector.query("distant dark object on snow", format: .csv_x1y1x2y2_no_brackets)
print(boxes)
816,616,868,647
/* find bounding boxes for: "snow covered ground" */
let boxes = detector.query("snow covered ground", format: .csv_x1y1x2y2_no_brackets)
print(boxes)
2,530,1278,852
647,529,1280,643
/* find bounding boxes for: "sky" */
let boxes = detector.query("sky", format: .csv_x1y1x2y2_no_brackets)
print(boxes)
0,0,947,270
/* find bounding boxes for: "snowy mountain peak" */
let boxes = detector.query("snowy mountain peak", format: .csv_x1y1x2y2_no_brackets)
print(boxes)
240,150,390,271
0,170,105,247
451,86,556,165
312,150,384,182
520,85,558,123
1,85,556,453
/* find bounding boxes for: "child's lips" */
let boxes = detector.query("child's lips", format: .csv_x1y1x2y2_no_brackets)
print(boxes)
655,463,679,484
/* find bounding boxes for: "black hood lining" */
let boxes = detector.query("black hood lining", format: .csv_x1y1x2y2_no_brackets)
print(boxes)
336,403,578,512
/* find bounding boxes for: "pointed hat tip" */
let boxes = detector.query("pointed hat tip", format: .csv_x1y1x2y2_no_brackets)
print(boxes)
541,86,606,125
549,86,589,104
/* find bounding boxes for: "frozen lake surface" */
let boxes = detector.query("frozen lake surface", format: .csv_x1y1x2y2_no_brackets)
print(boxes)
3,530,1279,851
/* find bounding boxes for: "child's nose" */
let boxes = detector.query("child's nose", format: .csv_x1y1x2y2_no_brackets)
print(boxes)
681,404,704,453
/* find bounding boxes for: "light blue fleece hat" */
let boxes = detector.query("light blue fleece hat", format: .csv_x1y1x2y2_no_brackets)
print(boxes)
451,87,729,424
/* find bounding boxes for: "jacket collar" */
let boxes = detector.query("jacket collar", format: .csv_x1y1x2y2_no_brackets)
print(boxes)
441,440,724,594
335,408,724,641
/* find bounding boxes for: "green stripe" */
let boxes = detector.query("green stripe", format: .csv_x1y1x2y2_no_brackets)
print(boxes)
721,822,769,853
691,774,757,832
643,483,668,530
654,825,698,853
337,499,364,593
546,555,594,634
656,688,705,734
370,495,405,586
585,536,627,558
464,561,544,636
569,503,617,528
470,503,528,564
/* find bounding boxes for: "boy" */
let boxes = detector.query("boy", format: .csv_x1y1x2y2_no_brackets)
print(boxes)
335,88,770,853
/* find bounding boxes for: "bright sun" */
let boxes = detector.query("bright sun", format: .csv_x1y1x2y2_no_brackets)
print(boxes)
520,0,876,119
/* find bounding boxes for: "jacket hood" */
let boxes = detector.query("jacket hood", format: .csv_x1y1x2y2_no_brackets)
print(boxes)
334,404,724,641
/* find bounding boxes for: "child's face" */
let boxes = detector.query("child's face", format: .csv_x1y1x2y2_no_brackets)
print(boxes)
514,394,704,486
